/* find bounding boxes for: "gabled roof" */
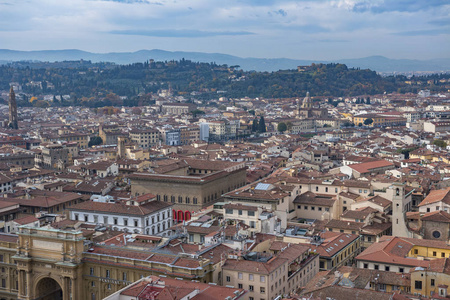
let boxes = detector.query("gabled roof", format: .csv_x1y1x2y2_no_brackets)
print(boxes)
421,210,450,223
418,187,450,206
349,160,394,174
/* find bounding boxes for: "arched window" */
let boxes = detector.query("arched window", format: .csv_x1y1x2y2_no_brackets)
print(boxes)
177,210,184,222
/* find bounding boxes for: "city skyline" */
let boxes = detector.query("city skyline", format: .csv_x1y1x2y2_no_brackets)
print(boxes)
0,0,449,61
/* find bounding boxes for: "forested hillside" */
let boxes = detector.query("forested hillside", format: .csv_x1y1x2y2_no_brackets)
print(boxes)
0,59,448,107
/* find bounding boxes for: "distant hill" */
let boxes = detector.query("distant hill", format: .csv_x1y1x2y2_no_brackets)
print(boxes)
0,49,449,73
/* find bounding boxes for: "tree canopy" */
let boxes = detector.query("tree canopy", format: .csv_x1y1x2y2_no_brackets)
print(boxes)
277,122,287,132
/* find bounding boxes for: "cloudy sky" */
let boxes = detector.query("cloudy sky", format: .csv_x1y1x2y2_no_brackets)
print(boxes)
0,0,449,60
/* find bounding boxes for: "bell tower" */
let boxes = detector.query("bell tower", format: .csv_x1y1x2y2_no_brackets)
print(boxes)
8,86,19,129
302,91,312,109
390,183,413,238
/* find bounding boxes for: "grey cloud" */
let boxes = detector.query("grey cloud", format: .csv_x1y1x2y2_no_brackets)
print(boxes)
352,0,448,13
110,29,254,37
393,28,450,36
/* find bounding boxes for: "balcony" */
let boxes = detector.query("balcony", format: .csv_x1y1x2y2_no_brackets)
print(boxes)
288,253,318,279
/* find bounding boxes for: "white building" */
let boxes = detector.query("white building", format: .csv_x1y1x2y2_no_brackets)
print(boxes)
68,194,174,236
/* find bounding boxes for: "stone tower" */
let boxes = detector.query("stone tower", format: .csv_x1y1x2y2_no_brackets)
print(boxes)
8,86,18,129
390,183,413,238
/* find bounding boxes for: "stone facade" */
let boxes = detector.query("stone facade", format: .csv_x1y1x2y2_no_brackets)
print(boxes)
130,167,246,212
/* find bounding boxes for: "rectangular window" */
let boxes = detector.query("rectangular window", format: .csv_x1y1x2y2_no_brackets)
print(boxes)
385,266,390,272
238,273,243,279
399,268,404,273
238,210,243,215
374,265,379,270
249,285,254,291
433,251,437,256
414,249,418,254
260,276,265,282
225,209,233,214
249,274,254,281
106,270,110,278
415,280,422,290
134,220,138,227
114,218,118,225
90,267,94,275
431,279,435,287
363,263,368,269
238,283,243,289
123,219,128,226
248,211,255,216
226,276,230,282
260,287,265,293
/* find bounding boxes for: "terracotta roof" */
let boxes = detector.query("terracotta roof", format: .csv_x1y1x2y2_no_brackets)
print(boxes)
341,207,378,220
223,203,257,211
421,210,450,223
326,219,364,231
356,236,450,268
69,200,172,216
418,187,450,206
293,191,336,207
349,160,394,174
13,215,39,225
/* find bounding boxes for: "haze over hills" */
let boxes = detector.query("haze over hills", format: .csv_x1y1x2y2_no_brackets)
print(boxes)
0,49,449,73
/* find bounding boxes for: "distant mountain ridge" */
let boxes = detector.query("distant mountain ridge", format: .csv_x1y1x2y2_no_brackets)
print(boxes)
0,49,449,73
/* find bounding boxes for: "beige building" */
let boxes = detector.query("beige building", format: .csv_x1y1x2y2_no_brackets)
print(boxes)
222,243,319,300
0,226,219,300
130,159,247,213
129,128,160,148
161,102,196,115
223,203,279,234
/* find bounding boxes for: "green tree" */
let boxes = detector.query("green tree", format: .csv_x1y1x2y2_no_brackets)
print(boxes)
252,118,259,132
258,116,266,133
191,109,205,118
277,122,287,132
433,139,447,148
364,118,374,126
88,136,103,147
